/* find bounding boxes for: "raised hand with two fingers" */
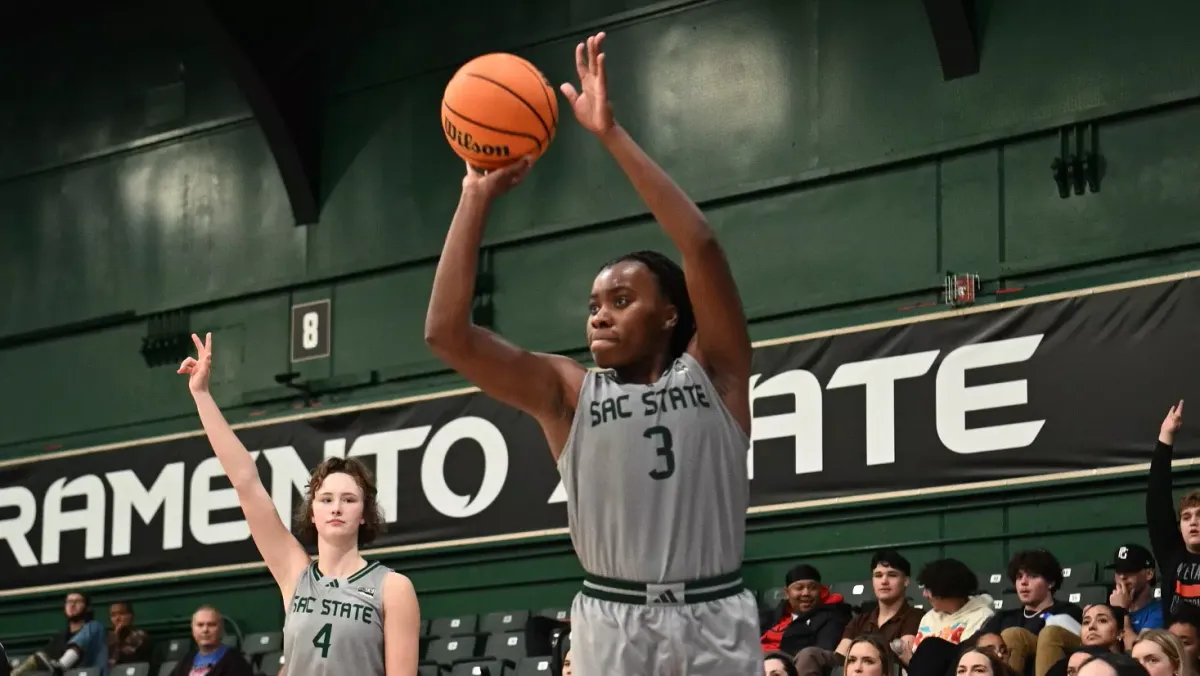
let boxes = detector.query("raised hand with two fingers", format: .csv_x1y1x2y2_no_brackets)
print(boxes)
177,332,213,395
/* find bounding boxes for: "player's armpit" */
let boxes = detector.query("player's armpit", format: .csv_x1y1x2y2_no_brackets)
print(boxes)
382,572,421,676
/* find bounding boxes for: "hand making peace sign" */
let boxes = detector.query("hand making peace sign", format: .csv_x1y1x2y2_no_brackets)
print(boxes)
177,332,213,395
561,32,615,136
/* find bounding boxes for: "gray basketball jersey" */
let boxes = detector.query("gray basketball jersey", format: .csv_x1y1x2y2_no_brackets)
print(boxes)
283,560,390,676
557,352,751,583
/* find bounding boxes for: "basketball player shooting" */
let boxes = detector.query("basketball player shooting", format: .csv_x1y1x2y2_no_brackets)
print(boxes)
425,32,761,676
178,333,422,676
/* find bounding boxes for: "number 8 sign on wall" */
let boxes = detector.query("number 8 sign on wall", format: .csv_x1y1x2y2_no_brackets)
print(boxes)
291,299,332,363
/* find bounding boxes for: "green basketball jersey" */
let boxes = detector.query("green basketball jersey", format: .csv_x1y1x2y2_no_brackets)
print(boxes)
283,560,389,676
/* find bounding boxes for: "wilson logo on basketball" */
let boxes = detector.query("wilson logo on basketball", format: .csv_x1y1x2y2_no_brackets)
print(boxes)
443,118,512,160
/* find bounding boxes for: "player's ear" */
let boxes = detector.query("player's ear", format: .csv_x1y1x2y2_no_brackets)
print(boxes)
663,306,678,330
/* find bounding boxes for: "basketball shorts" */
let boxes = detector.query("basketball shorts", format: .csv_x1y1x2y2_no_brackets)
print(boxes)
568,570,763,676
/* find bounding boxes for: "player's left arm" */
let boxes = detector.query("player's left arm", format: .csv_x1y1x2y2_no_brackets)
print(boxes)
565,33,752,433
383,572,421,676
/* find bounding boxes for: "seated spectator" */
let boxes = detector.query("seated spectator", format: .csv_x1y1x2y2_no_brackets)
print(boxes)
957,646,1020,676
912,559,995,652
765,651,801,676
761,564,853,656
167,606,253,676
1077,653,1152,676
982,549,1083,676
794,550,922,676
12,590,108,675
844,635,898,676
1059,647,1112,676
1082,604,1127,653
1167,606,1200,669
978,633,1012,663
107,600,151,666
1107,544,1164,647
1131,630,1193,676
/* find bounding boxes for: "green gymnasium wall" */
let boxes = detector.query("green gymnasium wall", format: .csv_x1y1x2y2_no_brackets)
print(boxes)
2,0,1200,645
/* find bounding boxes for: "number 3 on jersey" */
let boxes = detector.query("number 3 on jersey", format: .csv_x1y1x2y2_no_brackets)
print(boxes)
644,426,676,480
312,623,333,658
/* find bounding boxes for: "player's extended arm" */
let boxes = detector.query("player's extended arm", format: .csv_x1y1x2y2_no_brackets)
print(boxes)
179,334,311,600
561,33,752,432
382,572,422,676
424,163,586,455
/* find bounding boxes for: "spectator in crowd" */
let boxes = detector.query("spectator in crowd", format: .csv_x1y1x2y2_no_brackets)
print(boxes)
793,550,922,676
765,651,801,676
167,606,253,676
1147,402,1199,619
107,600,151,666
912,558,996,652
980,549,1083,676
1107,544,1164,646
957,646,1020,676
1131,630,1193,676
1081,604,1126,653
979,633,1012,663
1077,653,1151,676
1062,648,1116,676
12,590,108,675
1167,605,1200,668
761,564,853,656
844,635,898,676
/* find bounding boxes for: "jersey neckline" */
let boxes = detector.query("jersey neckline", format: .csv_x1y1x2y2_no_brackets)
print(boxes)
311,559,380,583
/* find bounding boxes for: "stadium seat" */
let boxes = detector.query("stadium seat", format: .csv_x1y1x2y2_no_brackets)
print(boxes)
431,615,480,638
535,608,569,622
515,657,553,675
1064,587,1107,606
759,588,787,609
992,593,1021,611
242,632,283,656
1061,562,1098,588
110,664,151,676
418,664,441,676
485,631,529,663
451,658,508,675
161,638,192,661
157,662,177,676
481,610,529,635
64,668,101,676
831,581,873,609
979,570,1008,596
259,651,285,676
221,633,239,649
422,619,432,636
426,636,479,665
9,655,25,668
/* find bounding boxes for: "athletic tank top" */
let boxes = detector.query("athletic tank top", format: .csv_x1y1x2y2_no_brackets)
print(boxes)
557,352,751,583
283,560,389,676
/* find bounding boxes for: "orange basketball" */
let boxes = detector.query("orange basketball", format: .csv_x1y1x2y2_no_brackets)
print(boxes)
441,53,559,170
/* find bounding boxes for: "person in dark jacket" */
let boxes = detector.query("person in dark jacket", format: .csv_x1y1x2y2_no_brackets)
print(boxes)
761,564,853,657
168,606,253,676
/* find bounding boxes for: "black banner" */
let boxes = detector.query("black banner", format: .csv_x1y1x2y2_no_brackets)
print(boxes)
2,275,1198,593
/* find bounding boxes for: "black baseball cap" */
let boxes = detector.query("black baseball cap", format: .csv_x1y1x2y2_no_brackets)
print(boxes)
1106,544,1156,574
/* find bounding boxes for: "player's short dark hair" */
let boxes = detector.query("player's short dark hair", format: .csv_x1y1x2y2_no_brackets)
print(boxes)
918,558,979,598
295,457,387,546
1007,549,1064,592
870,549,911,576
602,250,695,363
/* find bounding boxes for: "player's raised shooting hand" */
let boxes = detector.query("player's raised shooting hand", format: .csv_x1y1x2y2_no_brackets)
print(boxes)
461,157,533,202
561,32,615,137
1161,399,1184,446
177,332,213,395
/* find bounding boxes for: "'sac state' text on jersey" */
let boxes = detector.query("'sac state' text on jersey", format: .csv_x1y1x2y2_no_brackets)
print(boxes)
558,352,750,585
